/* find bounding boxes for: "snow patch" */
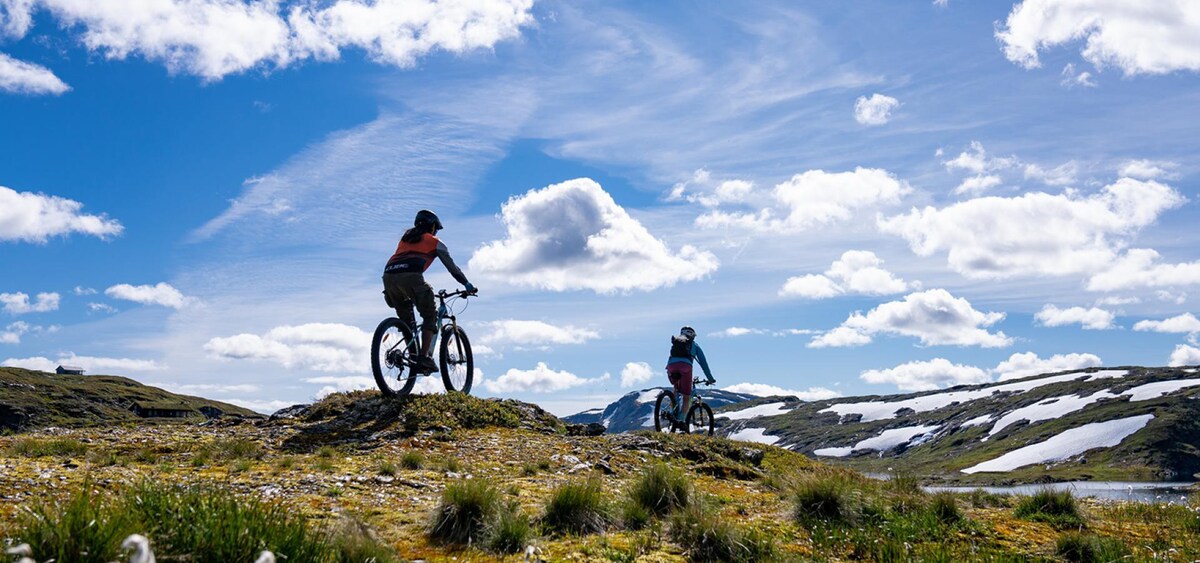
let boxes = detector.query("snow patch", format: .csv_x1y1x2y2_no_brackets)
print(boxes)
961,415,993,427
821,370,1127,422
636,389,663,404
719,401,793,420
987,392,1120,438
1121,379,1200,401
813,424,940,457
728,427,780,445
961,414,1153,474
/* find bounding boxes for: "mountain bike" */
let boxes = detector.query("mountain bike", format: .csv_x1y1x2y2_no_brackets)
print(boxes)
653,378,715,436
371,288,475,397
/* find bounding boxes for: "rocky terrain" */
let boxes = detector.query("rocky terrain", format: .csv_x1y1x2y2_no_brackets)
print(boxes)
712,366,1200,484
3,371,1200,561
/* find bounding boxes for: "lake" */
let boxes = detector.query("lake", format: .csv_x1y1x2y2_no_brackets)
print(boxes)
925,481,1198,504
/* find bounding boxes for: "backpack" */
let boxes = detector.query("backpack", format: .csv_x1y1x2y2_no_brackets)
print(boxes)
669,335,693,358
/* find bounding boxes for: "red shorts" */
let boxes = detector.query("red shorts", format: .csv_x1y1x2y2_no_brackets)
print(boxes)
667,363,693,395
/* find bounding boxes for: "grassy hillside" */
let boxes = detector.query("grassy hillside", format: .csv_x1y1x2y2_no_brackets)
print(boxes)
3,390,1200,562
0,367,259,430
715,366,1200,484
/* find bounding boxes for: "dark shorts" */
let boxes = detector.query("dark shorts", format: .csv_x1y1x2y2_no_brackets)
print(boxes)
667,363,693,395
382,272,436,331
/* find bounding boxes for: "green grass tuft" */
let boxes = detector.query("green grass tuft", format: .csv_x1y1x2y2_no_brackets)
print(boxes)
793,474,860,525
668,502,775,562
6,437,89,458
628,463,691,516
1055,532,1128,562
399,450,423,470
542,477,610,536
1014,489,1084,527
429,479,503,545
14,481,136,563
489,502,535,554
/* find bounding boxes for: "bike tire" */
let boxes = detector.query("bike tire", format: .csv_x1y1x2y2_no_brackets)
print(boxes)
653,390,678,433
439,325,473,394
371,317,418,397
687,402,714,436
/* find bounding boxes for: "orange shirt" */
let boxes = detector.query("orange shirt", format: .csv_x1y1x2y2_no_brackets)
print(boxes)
385,233,439,274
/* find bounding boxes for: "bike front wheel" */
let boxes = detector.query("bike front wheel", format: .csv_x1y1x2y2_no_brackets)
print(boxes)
371,318,418,397
439,325,473,394
687,403,714,436
653,390,680,433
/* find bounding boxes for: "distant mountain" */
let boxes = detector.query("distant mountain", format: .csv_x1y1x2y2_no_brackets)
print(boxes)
0,367,259,431
712,366,1200,484
565,387,757,433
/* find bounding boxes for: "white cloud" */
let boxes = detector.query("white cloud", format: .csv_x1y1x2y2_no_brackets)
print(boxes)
1119,159,1179,180
1,353,164,372
87,302,117,314
1023,161,1078,186
710,327,770,338
993,351,1103,381
997,0,1200,76
1095,295,1140,307
667,169,756,208
0,52,69,95
470,178,719,293
943,141,1018,175
1157,290,1189,305
2,0,534,81
479,320,600,347
853,93,899,125
152,382,261,395
860,358,992,392
204,323,370,373
808,289,1011,348
0,291,60,314
1133,313,1200,335
0,185,123,242
225,398,295,414
0,321,29,344
953,175,1002,196
620,361,654,388
305,375,375,398
1169,345,1200,367
879,178,1186,279
73,286,97,296
1035,304,1116,330
482,362,605,393
1087,248,1200,291
697,168,912,234
722,382,842,401
105,282,196,309
1060,63,1096,88
781,250,912,299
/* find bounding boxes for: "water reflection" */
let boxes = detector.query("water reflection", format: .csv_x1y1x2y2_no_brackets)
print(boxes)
925,481,1197,504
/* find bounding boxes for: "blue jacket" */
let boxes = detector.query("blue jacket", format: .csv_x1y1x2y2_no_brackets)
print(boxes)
667,341,714,381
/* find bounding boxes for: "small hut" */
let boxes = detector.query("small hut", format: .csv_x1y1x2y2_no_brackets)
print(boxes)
129,401,197,419
56,365,85,375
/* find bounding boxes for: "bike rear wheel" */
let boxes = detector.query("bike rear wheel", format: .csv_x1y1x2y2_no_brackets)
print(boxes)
439,325,473,394
687,402,714,436
371,318,418,397
654,390,681,433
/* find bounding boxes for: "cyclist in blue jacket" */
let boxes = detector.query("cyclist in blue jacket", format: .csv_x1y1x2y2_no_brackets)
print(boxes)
667,326,715,428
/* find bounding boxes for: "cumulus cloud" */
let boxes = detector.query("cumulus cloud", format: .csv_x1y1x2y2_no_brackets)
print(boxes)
808,289,1011,348
1119,159,1179,180
943,141,1018,175
1133,313,1200,335
105,282,196,309
620,362,654,388
666,169,755,208
879,178,1186,280
153,382,261,395
853,93,900,125
1035,304,1116,330
780,250,912,299
1170,345,1200,367
709,327,770,338
1086,248,1200,291
1023,161,1078,187
0,185,123,242
73,286,97,296
1060,63,1096,88
0,322,29,344
993,351,1103,381
0,0,534,81
482,362,606,393
860,358,992,392
0,52,69,95
479,320,600,347
996,0,1200,76
953,175,1003,196
470,178,718,293
696,168,912,234
722,382,842,401
87,302,117,314
1,353,164,372
0,291,60,314
204,323,369,372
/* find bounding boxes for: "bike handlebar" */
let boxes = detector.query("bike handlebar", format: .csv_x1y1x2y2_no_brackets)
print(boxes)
693,377,714,386
437,288,478,299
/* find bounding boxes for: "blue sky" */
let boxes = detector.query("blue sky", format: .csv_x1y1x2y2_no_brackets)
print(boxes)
2,0,1199,415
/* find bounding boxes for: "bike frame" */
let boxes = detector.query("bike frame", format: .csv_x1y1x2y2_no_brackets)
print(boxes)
393,289,471,373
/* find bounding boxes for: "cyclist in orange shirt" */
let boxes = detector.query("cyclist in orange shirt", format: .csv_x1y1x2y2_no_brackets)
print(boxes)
382,210,476,373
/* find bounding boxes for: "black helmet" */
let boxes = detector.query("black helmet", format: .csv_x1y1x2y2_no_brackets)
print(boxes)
414,209,443,232
680,326,696,340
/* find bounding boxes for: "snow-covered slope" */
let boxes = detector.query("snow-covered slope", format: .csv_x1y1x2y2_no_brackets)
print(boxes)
564,387,756,433
713,366,1200,483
